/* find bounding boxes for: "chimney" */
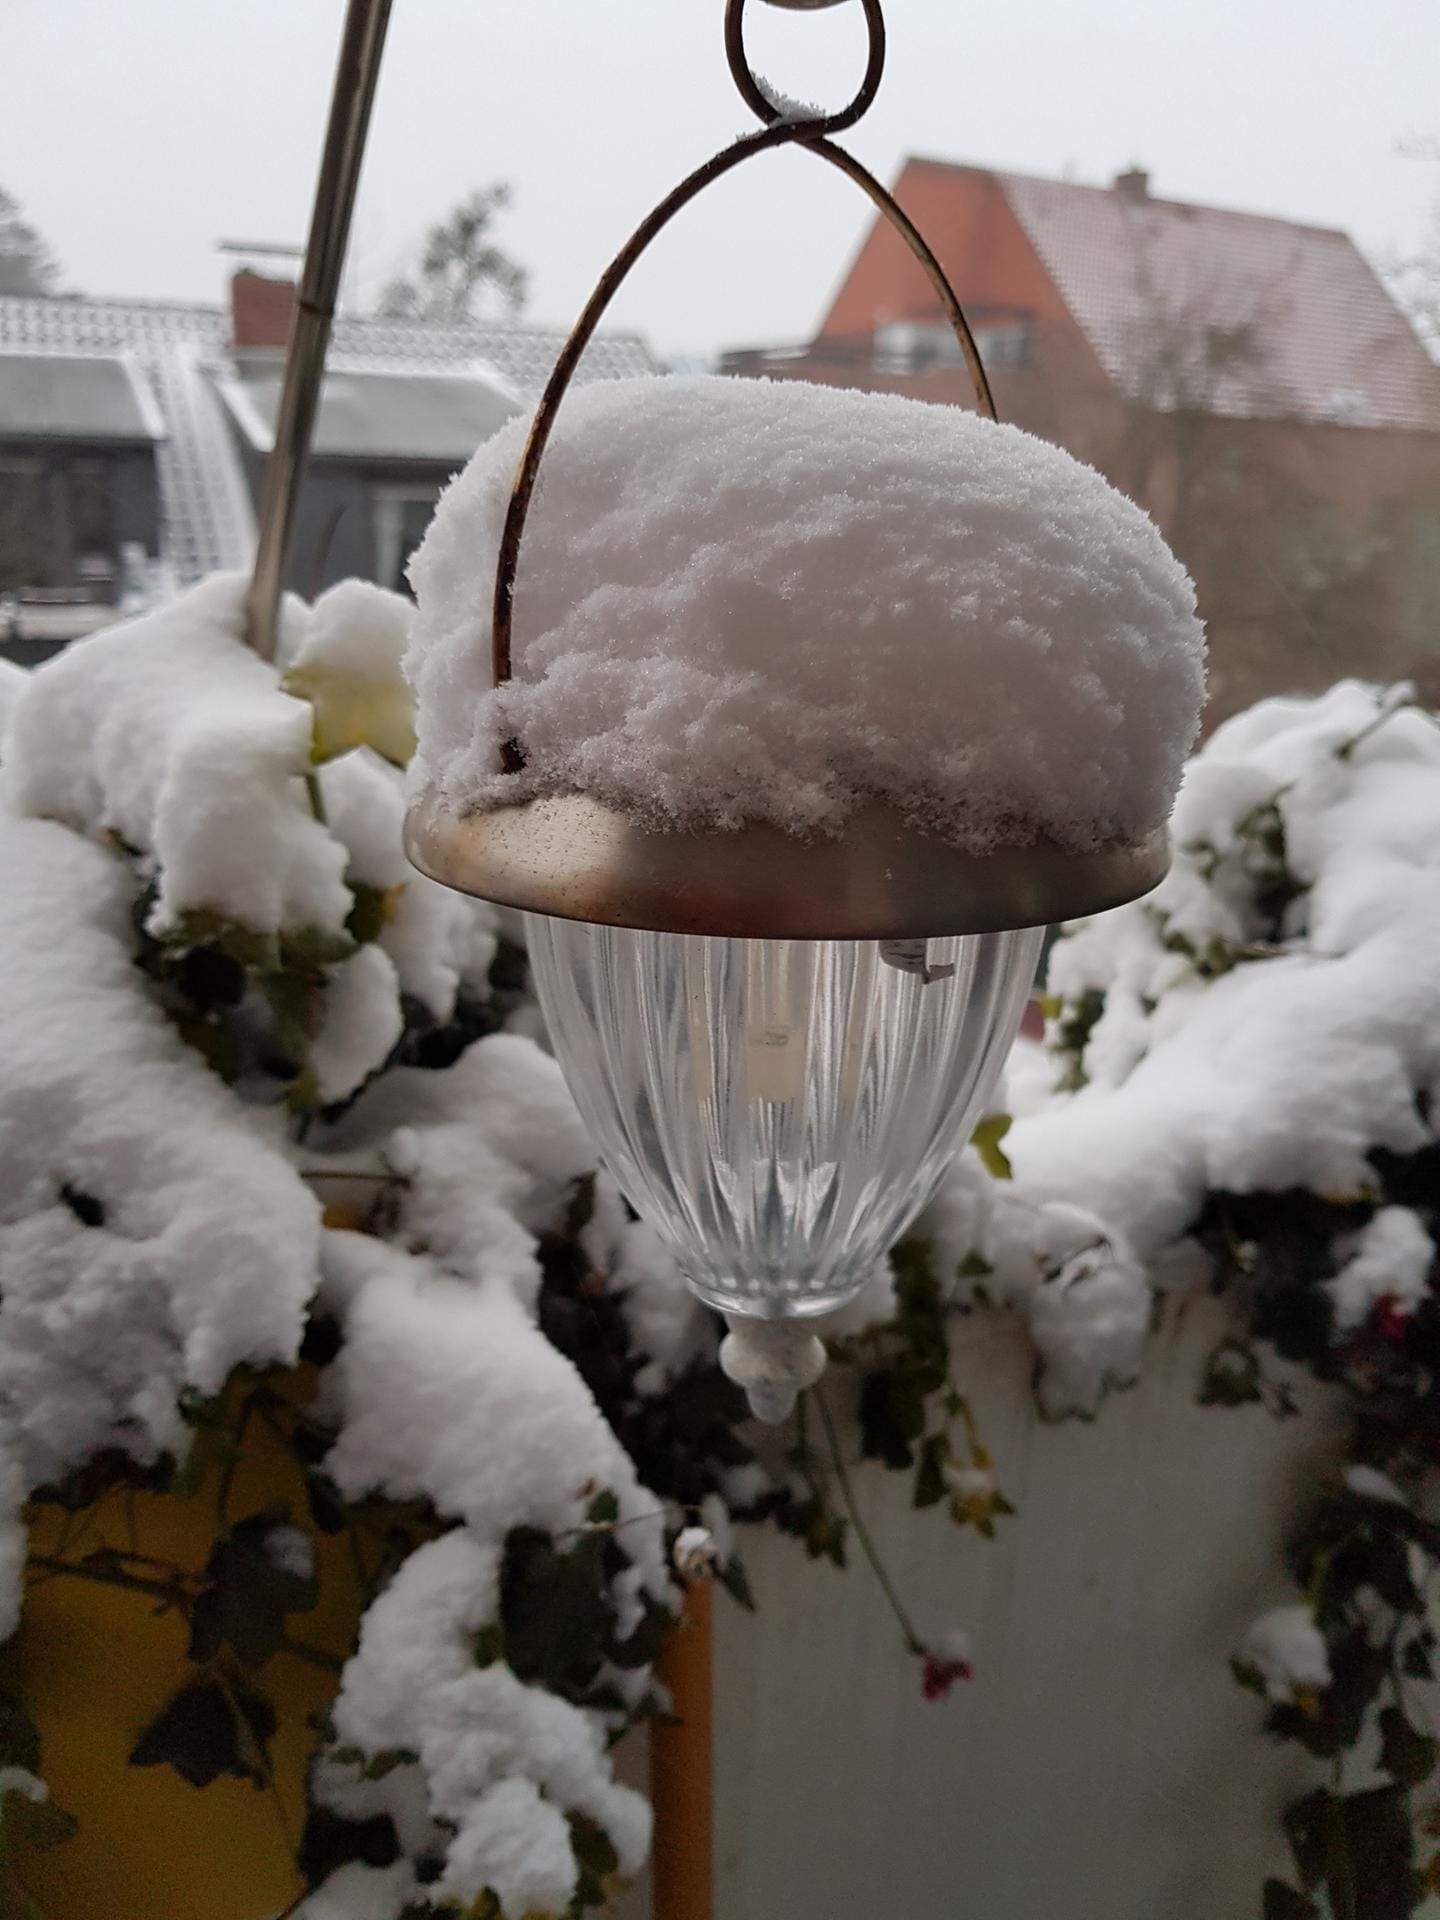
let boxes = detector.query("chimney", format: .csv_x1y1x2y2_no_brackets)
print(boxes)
230,268,296,353
1113,166,1150,203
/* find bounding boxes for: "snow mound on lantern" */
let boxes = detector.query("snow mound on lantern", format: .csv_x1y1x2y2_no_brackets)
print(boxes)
407,374,1205,852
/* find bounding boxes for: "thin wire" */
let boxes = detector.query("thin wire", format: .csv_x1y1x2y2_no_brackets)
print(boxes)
490,0,997,768
814,1384,926,1657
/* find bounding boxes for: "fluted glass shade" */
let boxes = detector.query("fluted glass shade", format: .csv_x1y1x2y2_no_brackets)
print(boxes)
526,919,1042,1358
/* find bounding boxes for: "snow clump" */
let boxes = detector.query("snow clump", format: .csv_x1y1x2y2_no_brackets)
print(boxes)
408,374,1205,854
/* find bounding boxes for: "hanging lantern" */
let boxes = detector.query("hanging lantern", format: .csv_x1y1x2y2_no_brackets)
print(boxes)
404,0,1205,1419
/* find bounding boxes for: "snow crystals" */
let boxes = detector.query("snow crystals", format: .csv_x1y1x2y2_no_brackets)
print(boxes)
407,374,1204,854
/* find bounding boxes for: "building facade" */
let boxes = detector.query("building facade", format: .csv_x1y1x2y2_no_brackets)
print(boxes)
725,161,1440,719
0,272,655,661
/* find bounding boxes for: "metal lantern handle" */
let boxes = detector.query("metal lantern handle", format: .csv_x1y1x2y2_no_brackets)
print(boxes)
490,0,998,770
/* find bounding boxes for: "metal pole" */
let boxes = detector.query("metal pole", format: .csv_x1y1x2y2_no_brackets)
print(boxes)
245,0,393,660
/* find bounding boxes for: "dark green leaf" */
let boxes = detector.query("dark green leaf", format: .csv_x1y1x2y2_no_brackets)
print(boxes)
1,1791,78,1852
608,1592,670,1672
298,1802,400,1885
0,1694,41,1776
1402,1636,1434,1681
1328,1785,1415,1920
568,1810,619,1910
167,909,281,973
129,1681,248,1788
58,1182,104,1228
719,1553,756,1612
281,925,357,969
1199,1338,1263,1408
304,1470,348,1535
568,1810,618,1880
858,1366,930,1470
1379,1704,1437,1786
472,1623,505,1669
345,884,391,948
1267,1631,1387,1758
1263,1880,1319,1920
500,1527,611,1700
363,1748,419,1782
1283,1789,1331,1891
913,1433,948,1510
187,1507,319,1668
587,1490,619,1528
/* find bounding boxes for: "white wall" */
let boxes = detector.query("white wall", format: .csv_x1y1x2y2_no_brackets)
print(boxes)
617,1293,1355,1919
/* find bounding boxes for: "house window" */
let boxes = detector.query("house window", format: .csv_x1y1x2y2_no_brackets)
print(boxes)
373,486,440,595
0,457,49,595
0,452,117,598
873,317,1033,377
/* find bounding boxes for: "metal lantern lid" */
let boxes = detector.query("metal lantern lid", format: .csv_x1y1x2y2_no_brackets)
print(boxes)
403,0,1172,939
405,791,1169,941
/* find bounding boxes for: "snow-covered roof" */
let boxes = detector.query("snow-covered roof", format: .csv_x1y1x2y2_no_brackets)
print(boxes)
0,350,166,444
0,293,657,584
986,166,1440,432
215,361,523,464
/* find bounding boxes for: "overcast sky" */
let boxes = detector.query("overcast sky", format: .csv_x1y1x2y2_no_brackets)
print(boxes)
5,0,1437,362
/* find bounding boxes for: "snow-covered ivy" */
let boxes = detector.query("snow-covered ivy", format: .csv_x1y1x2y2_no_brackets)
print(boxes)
0,575,1436,1919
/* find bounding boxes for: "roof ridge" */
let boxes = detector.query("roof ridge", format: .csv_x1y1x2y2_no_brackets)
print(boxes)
904,155,1352,240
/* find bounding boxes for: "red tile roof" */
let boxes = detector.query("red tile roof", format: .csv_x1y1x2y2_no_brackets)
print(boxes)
907,161,1440,432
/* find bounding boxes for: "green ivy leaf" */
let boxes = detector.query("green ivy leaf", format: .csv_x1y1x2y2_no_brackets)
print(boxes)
1262,1880,1319,1920
297,1802,400,1885
719,1553,755,1612
164,910,281,975
500,1527,611,1700
1401,1636,1434,1681
304,1469,349,1536
1282,1789,1331,1891
586,1490,620,1527
1378,1704,1437,1786
608,1592,670,1673
970,1114,1014,1181
858,1366,932,1470
1,1791,78,1853
1328,1785,1415,1920
130,1680,252,1788
1198,1338,1264,1408
345,883,394,948
472,1623,505,1669
913,1432,948,1510
0,1694,41,1776
362,1748,419,1783
1267,1631,1388,1758
188,1506,319,1669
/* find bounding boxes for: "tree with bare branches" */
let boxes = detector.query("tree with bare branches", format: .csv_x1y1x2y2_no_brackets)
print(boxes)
378,185,527,324
0,186,60,297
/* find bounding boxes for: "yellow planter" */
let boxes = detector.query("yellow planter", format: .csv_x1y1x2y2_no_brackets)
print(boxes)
6,1366,366,1920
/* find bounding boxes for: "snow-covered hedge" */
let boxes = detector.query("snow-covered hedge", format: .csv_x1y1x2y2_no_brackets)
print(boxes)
0,578,1436,1919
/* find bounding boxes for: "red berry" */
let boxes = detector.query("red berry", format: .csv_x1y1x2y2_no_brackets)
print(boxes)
1373,1294,1410,1344
920,1653,973,1701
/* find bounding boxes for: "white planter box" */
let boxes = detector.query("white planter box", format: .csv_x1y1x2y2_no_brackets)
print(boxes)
619,1293,1357,1919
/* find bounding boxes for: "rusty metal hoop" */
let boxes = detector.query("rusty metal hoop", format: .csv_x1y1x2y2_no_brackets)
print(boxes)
725,0,886,132
490,0,997,773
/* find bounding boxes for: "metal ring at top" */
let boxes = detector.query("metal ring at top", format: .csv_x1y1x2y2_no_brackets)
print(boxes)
726,0,885,135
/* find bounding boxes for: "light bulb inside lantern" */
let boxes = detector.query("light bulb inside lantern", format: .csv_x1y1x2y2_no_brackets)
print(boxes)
525,917,1043,1419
